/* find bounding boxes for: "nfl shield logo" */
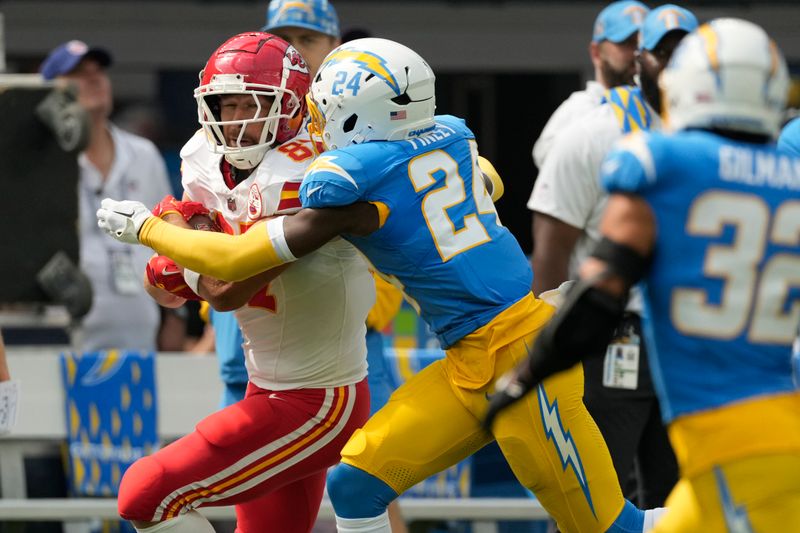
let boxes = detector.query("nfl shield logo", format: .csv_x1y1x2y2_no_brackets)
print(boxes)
227,197,237,211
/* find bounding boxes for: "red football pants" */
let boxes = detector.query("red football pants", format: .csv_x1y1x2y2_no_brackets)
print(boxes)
118,379,369,533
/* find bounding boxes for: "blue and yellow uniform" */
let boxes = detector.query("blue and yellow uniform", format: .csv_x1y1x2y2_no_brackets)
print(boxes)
301,116,629,532
303,115,531,350
602,130,800,532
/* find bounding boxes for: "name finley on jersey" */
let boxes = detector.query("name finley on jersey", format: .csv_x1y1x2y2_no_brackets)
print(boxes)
719,145,800,191
406,124,457,150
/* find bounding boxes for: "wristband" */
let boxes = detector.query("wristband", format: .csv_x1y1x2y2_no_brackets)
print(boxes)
183,268,201,295
266,216,297,262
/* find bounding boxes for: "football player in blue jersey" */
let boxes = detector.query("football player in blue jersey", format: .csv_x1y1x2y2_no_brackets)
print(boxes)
97,38,660,533
486,18,800,533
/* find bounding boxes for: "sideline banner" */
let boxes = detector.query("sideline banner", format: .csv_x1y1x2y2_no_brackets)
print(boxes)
60,350,158,496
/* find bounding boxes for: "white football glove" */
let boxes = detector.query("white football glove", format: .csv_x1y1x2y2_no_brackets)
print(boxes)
96,198,153,244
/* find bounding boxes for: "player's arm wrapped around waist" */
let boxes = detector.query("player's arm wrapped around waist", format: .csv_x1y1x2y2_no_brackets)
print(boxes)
139,203,370,282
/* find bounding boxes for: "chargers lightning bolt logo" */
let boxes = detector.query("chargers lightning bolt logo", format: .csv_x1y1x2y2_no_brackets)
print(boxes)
320,49,401,96
537,384,596,517
274,1,314,17
306,155,360,190
714,467,754,533
80,350,126,386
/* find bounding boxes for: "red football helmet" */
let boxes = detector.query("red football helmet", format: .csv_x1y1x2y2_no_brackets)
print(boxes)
195,32,310,169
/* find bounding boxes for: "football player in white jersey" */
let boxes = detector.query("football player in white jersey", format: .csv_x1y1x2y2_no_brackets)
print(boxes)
116,32,375,533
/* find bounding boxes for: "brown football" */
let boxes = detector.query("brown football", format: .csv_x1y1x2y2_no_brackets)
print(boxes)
187,213,220,232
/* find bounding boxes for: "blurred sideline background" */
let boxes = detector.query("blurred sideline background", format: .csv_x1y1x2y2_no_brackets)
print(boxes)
0,2,799,533
3,0,799,251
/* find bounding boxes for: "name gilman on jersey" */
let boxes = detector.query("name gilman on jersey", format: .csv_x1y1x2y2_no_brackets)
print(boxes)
719,145,800,190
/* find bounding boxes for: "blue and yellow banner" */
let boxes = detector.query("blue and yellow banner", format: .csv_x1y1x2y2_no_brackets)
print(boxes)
60,350,158,497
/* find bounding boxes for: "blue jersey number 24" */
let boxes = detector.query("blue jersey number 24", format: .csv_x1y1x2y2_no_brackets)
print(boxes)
331,71,362,96
407,140,500,262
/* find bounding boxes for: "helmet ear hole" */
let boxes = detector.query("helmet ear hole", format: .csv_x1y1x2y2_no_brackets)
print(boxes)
391,93,411,105
342,114,358,133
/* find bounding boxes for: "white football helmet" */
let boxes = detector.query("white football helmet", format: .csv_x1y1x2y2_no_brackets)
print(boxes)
659,18,788,138
307,38,436,150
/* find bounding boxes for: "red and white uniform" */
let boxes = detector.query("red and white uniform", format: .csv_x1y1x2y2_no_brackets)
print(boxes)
118,131,374,532
181,129,373,390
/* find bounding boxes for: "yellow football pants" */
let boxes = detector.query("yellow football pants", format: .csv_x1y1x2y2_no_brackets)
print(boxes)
652,452,800,532
340,294,624,533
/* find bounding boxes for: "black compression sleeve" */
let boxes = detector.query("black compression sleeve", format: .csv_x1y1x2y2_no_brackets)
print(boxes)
518,281,626,389
590,237,650,285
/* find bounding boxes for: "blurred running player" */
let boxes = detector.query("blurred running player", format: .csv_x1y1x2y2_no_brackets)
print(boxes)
528,4,698,508
487,18,800,533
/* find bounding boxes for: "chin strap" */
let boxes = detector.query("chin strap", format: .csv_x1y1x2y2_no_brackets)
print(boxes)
224,145,267,170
